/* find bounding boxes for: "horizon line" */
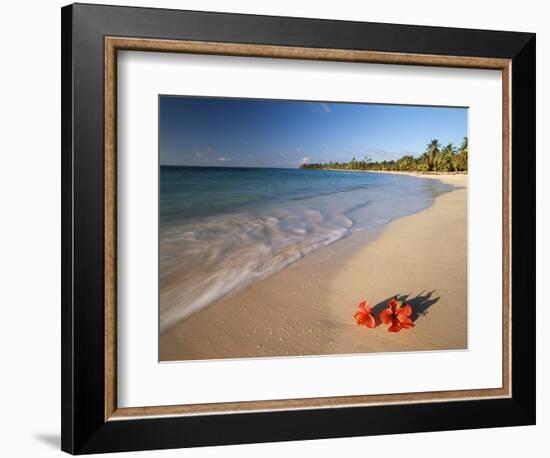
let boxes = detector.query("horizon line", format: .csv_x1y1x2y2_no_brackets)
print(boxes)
160,164,301,169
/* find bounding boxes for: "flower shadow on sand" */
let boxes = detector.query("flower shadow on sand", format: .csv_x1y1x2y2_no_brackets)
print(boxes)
370,290,440,324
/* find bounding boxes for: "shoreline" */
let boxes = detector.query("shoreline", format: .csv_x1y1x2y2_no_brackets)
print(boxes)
160,174,467,361
306,168,467,178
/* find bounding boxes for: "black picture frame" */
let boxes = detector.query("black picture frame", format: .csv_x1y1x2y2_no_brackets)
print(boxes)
61,3,535,454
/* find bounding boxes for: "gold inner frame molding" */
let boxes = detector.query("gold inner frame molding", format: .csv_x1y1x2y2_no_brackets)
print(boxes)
104,36,512,421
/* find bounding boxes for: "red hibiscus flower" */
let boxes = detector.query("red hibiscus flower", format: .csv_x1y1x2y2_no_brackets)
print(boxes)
354,301,375,328
380,298,413,333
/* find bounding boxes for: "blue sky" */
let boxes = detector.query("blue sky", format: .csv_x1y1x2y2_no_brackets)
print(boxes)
159,96,467,168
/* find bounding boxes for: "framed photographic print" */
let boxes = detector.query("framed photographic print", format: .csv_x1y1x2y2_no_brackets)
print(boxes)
61,3,536,454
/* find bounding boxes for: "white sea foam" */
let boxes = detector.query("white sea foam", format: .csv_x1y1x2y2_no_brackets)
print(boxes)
160,208,352,333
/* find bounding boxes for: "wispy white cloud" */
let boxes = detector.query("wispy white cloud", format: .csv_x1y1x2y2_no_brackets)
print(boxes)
300,156,312,165
310,102,332,114
319,102,331,113
217,156,230,162
194,152,201,157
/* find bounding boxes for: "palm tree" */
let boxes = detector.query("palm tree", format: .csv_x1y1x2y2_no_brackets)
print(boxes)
425,139,441,171
300,137,467,173
459,136,468,154
441,143,456,172
455,137,468,171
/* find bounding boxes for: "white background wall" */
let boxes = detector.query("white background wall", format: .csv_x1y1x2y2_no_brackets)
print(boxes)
0,0,545,456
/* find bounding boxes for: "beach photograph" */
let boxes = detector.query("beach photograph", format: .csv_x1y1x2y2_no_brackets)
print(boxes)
158,96,468,361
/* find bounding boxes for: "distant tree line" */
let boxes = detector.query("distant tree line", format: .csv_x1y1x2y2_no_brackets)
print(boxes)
300,137,468,173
